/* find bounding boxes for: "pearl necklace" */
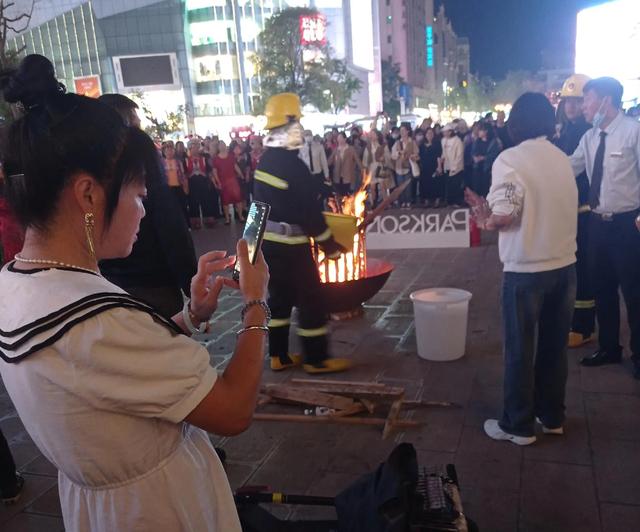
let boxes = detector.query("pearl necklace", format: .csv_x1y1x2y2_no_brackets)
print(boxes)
13,254,100,275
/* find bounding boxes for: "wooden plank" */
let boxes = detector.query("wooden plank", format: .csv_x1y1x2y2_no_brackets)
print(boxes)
287,381,405,398
359,398,376,414
401,400,459,409
253,413,422,429
331,404,366,417
261,385,355,410
256,396,273,407
291,378,387,389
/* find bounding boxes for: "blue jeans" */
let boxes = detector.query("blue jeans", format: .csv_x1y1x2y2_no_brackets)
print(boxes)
500,265,576,437
395,172,412,204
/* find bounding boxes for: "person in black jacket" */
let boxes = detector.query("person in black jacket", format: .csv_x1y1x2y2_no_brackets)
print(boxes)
253,93,351,374
555,74,595,348
418,128,442,206
99,95,197,317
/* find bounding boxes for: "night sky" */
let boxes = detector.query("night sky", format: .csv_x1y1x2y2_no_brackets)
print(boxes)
438,0,612,78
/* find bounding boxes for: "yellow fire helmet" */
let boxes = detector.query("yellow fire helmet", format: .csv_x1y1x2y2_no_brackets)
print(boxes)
560,74,591,99
264,93,303,130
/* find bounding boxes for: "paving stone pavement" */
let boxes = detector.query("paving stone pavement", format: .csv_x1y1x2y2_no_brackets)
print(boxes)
1,216,639,531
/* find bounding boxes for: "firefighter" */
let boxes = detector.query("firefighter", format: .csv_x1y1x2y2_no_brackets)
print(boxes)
555,74,595,348
253,93,352,374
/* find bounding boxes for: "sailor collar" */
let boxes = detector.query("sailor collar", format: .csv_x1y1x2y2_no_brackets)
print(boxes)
0,263,183,364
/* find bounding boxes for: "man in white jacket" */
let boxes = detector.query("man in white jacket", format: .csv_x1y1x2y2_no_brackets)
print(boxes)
466,92,577,446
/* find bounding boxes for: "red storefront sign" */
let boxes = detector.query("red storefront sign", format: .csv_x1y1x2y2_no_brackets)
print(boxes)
74,76,102,98
299,14,327,46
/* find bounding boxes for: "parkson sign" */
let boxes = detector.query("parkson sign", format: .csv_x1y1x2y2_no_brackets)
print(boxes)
365,209,470,249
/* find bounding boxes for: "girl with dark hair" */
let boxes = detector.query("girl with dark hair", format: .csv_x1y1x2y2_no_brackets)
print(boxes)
162,141,189,222
329,131,363,198
472,122,501,197
418,128,442,206
175,140,188,170
0,55,269,531
186,138,219,229
465,92,577,447
212,140,245,225
391,124,418,208
364,130,391,206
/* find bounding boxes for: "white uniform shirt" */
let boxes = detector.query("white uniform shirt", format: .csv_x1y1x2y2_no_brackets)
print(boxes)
0,266,240,532
299,140,330,179
488,137,577,273
570,111,640,214
441,135,464,176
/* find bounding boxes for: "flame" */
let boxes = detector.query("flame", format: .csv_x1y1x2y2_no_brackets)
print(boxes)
317,171,372,283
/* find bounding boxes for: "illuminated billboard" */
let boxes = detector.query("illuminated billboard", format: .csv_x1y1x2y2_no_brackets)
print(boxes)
113,53,181,92
74,76,101,98
349,0,374,71
426,26,434,68
575,0,640,103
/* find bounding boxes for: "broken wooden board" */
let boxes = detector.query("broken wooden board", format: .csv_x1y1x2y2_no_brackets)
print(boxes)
253,412,423,429
289,379,404,398
261,384,356,410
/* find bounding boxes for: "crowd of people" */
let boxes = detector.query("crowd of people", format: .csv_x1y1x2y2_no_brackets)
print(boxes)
1,51,640,531
159,111,516,229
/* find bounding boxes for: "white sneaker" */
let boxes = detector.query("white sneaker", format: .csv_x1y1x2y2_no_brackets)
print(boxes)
483,419,536,446
536,417,564,435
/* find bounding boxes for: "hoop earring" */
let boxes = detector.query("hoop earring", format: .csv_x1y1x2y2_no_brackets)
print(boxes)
84,212,96,261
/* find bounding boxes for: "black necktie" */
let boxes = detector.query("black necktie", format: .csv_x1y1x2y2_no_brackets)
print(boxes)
308,143,315,174
589,131,607,209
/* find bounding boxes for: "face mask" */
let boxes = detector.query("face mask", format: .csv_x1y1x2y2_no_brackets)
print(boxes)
416,135,424,142
592,99,607,128
391,133,399,139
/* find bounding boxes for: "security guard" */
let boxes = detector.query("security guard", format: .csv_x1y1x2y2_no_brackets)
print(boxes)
555,74,595,348
253,93,351,374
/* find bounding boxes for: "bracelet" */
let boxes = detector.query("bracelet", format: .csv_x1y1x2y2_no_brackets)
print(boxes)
182,298,209,335
236,325,269,336
241,300,271,322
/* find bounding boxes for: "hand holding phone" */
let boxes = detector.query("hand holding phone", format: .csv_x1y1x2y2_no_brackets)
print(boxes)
232,201,271,282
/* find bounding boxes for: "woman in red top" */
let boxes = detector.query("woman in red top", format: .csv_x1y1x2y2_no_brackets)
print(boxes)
212,141,245,225
186,139,218,230
0,167,24,264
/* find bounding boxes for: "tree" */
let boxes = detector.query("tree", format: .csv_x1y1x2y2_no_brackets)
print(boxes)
131,91,184,139
0,1,34,123
252,7,361,113
381,59,403,117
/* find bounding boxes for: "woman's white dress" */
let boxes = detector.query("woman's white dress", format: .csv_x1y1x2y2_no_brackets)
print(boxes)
0,264,241,531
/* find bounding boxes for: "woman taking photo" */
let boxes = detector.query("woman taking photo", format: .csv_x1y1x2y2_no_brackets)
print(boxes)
0,54,269,531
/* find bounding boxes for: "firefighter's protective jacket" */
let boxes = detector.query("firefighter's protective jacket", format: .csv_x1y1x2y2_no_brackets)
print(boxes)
254,147,342,258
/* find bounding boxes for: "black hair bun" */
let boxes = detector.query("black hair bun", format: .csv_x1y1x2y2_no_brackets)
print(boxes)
1,54,64,108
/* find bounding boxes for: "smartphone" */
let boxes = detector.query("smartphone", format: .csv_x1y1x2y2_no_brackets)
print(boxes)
232,201,271,282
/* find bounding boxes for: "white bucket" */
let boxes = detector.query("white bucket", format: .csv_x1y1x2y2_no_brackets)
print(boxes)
409,288,472,361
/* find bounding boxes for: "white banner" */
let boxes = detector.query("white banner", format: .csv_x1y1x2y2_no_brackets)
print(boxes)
365,209,470,250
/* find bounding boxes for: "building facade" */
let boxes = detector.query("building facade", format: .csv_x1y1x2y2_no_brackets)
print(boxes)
378,0,470,110
7,0,382,133
431,4,469,107
7,0,195,128
186,0,382,117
